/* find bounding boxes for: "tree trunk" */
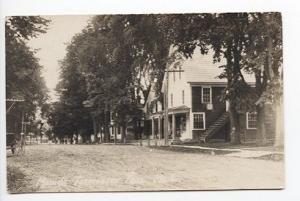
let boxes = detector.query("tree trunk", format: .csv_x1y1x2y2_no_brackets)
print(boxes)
121,124,126,144
104,110,110,143
229,101,241,144
227,39,242,144
99,123,103,143
274,98,283,146
256,105,267,145
114,126,117,144
92,116,98,143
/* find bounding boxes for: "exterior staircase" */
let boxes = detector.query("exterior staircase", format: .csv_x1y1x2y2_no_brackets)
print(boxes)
199,112,229,143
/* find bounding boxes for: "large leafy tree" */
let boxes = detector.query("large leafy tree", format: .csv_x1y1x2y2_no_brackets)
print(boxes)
73,15,170,142
47,34,93,141
243,13,283,145
6,16,50,134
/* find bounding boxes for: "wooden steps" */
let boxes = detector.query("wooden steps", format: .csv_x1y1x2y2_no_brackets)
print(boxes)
200,112,229,143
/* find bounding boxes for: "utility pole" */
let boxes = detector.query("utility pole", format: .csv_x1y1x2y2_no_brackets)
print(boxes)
164,68,169,146
21,111,24,134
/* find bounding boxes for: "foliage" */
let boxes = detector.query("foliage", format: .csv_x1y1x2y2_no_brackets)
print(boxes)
49,13,282,144
47,36,93,139
6,16,50,134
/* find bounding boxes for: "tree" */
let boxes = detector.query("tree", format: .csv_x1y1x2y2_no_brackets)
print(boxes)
6,16,50,135
72,15,170,143
47,35,93,141
243,12,283,145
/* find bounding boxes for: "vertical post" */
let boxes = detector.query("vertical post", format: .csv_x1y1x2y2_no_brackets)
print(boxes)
151,118,155,140
164,67,169,146
172,114,176,142
21,111,24,134
158,116,162,140
114,126,117,144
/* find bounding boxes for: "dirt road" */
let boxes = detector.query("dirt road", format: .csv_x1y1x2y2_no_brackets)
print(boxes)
7,144,284,193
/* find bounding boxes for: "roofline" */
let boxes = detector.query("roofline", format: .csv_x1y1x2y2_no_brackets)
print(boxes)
189,82,227,87
188,81,256,87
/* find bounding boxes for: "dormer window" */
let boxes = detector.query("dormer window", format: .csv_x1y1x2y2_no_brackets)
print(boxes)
202,86,212,104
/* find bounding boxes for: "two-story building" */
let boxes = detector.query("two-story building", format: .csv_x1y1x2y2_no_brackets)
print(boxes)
143,48,268,143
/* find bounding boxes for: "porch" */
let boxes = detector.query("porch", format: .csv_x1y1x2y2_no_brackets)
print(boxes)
144,106,191,142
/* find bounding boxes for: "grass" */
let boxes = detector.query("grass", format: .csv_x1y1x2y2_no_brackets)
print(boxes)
7,165,38,193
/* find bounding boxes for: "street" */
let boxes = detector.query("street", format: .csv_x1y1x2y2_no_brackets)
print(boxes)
7,144,284,193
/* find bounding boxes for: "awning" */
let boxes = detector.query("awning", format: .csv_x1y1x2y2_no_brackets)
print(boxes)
168,106,190,114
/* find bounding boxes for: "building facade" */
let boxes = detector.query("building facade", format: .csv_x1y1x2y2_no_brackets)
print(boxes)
143,48,272,143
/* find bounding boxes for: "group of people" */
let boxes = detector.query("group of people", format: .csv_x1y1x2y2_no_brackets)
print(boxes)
55,133,103,144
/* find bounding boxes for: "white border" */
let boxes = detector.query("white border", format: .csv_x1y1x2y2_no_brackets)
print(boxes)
1,0,300,201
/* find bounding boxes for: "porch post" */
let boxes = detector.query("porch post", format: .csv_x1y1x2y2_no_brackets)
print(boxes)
226,100,229,112
172,114,176,140
158,116,162,140
151,117,155,140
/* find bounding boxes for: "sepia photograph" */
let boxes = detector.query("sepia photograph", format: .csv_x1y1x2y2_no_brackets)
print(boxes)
5,12,284,193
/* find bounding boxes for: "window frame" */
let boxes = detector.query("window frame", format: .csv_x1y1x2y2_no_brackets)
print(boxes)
246,112,257,130
201,86,212,104
192,112,206,130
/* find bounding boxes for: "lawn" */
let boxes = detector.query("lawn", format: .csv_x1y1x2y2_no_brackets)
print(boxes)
7,144,284,193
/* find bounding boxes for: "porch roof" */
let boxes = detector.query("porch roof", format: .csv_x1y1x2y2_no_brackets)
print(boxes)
168,105,190,114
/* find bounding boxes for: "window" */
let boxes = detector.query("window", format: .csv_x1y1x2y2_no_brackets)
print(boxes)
182,90,185,104
193,113,205,130
247,112,257,129
173,72,175,82
202,86,212,104
117,126,121,134
170,93,173,107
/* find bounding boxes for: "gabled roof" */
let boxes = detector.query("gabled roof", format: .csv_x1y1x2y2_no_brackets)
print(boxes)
170,48,255,84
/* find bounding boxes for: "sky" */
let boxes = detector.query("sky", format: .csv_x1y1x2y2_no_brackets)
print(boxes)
28,15,92,102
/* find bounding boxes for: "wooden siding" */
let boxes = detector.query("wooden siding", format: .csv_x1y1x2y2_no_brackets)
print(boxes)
192,86,226,126
240,103,276,143
191,86,227,140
